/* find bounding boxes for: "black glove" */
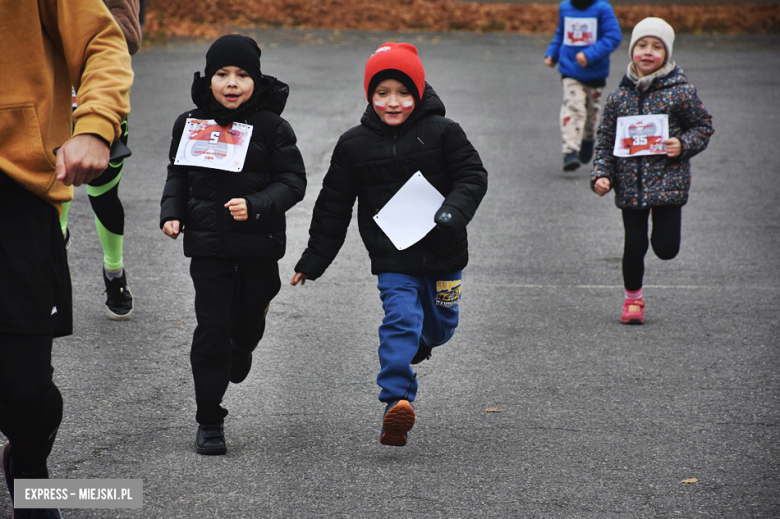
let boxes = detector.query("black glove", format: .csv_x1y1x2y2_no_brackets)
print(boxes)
434,204,467,234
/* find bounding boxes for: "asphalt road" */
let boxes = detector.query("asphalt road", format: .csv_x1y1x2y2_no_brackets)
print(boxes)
2,29,779,518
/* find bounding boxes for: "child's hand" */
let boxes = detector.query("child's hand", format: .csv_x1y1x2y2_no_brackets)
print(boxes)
663,137,681,158
543,56,555,67
290,272,308,286
594,178,611,196
576,52,588,67
163,220,181,239
225,198,248,221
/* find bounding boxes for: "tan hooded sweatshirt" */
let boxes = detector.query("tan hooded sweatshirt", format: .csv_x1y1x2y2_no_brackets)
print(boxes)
0,0,133,214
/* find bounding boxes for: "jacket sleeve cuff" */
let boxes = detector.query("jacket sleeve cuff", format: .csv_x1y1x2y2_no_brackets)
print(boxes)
73,114,119,144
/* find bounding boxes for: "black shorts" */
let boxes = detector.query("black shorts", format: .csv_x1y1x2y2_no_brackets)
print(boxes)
0,173,72,337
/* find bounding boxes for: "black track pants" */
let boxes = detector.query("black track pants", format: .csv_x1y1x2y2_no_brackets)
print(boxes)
0,332,63,476
189,257,281,424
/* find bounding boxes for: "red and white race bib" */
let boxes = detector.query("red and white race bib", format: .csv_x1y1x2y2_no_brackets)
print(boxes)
564,17,597,46
174,119,253,172
613,114,669,157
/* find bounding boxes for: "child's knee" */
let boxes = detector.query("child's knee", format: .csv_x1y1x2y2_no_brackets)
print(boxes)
653,242,680,260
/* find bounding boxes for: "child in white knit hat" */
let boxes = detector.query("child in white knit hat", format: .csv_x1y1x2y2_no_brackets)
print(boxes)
590,17,714,324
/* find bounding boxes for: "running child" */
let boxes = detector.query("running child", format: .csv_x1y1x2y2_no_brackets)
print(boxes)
591,17,714,324
160,35,306,454
544,0,622,171
291,43,487,447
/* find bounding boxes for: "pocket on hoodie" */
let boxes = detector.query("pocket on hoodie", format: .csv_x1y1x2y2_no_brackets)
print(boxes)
0,104,58,196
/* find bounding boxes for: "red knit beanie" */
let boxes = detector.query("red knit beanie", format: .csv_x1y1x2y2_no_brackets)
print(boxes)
364,43,426,101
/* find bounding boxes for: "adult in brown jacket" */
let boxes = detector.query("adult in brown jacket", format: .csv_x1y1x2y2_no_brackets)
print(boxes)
0,0,133,516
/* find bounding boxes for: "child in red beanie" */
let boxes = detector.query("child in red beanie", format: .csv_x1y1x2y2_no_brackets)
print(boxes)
291,42,487,446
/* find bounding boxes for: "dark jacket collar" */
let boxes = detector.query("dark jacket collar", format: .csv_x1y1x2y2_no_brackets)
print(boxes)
360,82,446,136
571,0,597,10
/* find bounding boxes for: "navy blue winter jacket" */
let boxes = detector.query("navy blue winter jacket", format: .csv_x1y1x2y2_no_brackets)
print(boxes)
545,0,622,84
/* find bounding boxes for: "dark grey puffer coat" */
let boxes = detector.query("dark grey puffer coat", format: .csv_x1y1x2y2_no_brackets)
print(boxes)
160,74,306,259
591,66,714,209
295,83,488,280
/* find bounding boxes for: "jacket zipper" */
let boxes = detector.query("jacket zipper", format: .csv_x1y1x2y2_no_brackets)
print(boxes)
217,174,225,256
636,89,645,207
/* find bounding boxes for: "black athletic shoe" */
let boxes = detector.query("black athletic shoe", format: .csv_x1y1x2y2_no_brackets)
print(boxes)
196,423,227,455
103,269,133,320
411,341,432,365
563,152,581,171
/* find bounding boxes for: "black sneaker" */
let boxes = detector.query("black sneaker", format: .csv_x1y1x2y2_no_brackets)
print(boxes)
411,341,432,365
196,423,227,455
103,269,133,320
579,139,595,164
563,152,581,171
229,351,252,384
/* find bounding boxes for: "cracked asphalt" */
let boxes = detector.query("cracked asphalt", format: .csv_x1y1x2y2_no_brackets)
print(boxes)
2,28,778,518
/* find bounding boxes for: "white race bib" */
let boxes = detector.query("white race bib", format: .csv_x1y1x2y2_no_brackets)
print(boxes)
564,17,597,46
613,114,669,157
174,119,253,172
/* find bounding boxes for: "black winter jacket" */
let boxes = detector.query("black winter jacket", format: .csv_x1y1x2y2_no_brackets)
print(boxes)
295,84,487,279
160,73,306,259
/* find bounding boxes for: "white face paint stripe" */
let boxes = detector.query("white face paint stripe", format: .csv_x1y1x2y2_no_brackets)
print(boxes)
403,101,414,108
374,100,386,108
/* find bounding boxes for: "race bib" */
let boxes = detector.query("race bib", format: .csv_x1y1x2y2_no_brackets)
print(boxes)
613,114,669,157
564,17,597,46
174,118,253,172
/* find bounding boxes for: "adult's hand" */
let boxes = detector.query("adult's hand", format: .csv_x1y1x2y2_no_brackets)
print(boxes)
55,134,110,186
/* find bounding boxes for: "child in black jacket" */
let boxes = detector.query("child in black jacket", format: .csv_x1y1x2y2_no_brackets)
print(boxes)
160,35,306,455
291,43,487,447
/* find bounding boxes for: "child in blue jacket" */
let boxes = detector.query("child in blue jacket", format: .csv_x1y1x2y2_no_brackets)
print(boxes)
544,0,621,171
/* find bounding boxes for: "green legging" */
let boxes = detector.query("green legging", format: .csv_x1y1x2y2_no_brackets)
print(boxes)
60,120,128,271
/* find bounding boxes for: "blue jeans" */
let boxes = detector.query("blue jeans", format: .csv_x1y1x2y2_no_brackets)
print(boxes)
376,271,461,403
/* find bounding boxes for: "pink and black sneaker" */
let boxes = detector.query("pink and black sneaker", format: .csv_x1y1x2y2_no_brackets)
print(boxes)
621,298,645,325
